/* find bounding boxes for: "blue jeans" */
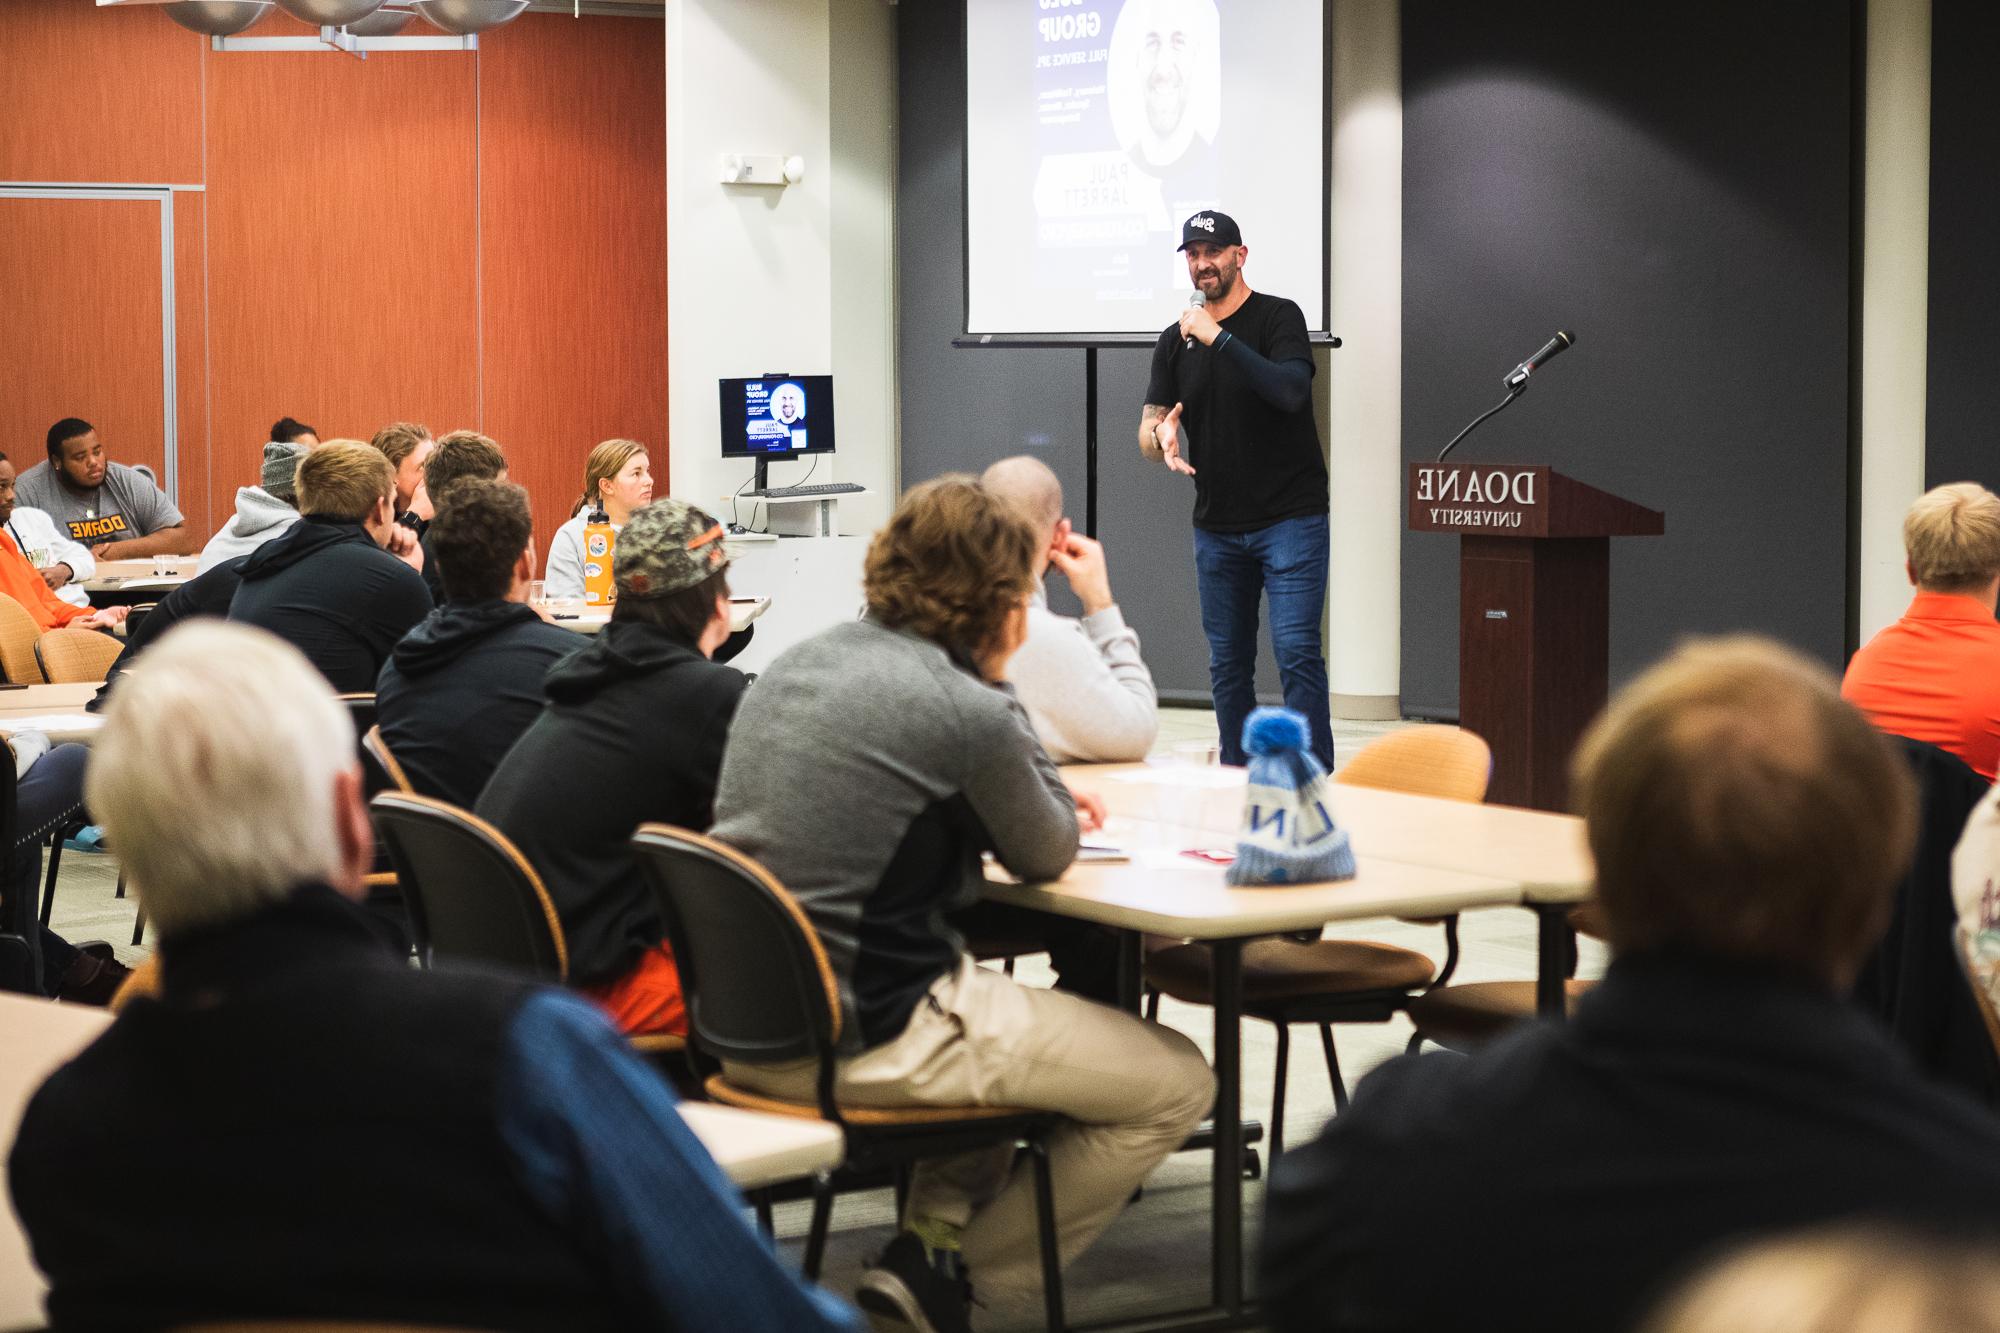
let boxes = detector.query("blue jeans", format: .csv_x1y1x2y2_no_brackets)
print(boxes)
1193,513,1334,768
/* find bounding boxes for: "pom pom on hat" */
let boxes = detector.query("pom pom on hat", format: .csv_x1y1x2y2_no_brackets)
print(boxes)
1243,706,1310,757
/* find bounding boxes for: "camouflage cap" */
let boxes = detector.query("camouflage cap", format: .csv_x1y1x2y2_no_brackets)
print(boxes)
613,498,729,599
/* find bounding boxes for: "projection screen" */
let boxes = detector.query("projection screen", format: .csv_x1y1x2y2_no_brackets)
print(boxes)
964,0,1329,341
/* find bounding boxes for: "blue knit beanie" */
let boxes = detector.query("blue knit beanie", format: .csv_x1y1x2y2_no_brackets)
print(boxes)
1227,707,1357,886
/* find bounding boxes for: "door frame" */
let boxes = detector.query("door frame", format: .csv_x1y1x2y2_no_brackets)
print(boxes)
0,183,188,501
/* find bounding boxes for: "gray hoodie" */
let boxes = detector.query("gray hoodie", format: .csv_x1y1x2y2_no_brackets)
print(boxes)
197,486,300,573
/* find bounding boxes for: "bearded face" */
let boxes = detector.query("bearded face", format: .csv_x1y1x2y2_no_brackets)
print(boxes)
1137,10,1192,137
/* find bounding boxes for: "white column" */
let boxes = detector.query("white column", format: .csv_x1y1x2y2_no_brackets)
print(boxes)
664,0,899,525
1857,0,1931,642
1326,0,1403,720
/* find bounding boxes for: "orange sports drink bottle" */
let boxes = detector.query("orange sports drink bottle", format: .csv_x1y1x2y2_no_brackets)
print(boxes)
582,508,616,605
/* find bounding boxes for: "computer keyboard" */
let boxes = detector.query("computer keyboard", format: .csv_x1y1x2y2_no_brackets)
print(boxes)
746,482,866,499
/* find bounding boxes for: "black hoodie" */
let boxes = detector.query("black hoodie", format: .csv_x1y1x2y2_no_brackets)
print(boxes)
374,599,582,808
476,620,748,987
228,515,433,694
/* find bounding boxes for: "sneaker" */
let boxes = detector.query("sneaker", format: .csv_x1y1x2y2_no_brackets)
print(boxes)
857,1231,972,1333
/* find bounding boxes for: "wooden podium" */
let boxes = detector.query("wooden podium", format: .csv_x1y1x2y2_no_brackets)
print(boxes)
1409,462,1664,811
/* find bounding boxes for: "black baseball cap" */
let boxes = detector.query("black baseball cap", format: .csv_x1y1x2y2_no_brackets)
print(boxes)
1177,211,1243,250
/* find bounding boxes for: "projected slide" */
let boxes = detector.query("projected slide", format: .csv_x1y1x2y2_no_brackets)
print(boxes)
966,0,1326,338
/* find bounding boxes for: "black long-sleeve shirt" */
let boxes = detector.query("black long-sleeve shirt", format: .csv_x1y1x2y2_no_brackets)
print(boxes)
1147,291,1327,533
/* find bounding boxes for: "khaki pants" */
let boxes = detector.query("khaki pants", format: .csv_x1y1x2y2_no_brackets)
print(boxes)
728,955,1215,1298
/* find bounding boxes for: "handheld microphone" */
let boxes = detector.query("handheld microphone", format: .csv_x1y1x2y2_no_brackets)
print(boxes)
1504,330,1575,387
1184,290,1206,351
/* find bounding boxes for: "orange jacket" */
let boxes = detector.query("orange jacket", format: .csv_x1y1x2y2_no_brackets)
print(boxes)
0,529,86,632
1843,591,2000,782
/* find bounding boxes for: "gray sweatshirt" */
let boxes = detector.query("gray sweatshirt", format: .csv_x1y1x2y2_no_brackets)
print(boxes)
1006,588,1159,762
711,616,1078,1052
198,486,300,573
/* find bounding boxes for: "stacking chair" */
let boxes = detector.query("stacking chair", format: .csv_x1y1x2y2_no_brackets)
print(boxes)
0,594,45,684
631,823,1067,1330
368,792,682,1064
369,792,566,978
35,626,122,683
1144,725,1491,1156
1404,901,1607,1051
361,725,414,797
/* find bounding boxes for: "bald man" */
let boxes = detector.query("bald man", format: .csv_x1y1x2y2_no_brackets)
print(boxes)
980,456,1159,762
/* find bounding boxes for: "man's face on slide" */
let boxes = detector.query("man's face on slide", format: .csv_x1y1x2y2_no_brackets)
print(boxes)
1184,241,1243,301
772,386,805,424
1135,1,1195,137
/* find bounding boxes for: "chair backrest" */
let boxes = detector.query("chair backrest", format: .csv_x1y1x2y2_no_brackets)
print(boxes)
368,792,566,980
338,692,377,737
0,595,45,685
1855,736,2000,1105
629,823,841,1070
362,725,415,795
35,626,123,684
1334,726,1492,803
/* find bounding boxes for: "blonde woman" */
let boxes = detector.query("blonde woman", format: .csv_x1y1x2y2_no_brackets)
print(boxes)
544,439,653,600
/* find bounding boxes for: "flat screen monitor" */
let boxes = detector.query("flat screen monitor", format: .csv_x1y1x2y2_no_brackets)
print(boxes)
718,375,836,459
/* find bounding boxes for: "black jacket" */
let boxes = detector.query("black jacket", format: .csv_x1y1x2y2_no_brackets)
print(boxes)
1262,953,2000,1333
9,885,633,1332
476,620,747,987
1853,736,2000,1104
374,600,579,808
228,515,433,693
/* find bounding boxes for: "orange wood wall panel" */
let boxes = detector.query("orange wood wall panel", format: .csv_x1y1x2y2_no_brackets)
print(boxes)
5,1,666,550
203,49,481,535
0,197,168,481
478,14,669,566
0,5,203,184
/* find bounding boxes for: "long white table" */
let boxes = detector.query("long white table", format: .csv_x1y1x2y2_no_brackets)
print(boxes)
981,762,1597,1326
0,684,104,747
548,596,772,637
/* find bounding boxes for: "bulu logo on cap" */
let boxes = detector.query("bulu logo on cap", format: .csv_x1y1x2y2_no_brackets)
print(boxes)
1192,215,1216,232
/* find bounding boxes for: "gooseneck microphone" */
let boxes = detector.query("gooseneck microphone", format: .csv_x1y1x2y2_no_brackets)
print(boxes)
1184,290,1206,351
1504,330,1575,388
1436,330,1578,463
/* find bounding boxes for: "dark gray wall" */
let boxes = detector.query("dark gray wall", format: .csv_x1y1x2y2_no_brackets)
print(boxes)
902,2,1855,714
896,0,1280,702
1927,0,2000,493
1400,2,1855,716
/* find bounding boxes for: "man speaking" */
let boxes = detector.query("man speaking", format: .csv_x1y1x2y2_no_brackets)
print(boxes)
1139,210,1332,767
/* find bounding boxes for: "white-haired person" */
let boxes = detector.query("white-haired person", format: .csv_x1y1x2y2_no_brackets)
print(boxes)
6,621,860,1333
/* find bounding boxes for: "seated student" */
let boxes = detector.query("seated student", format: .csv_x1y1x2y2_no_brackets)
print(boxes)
376,479,578,807
198,439,311,572
17,418,199,558
479,500,744,1038
1843,482,2000,780
0,454,127,635
1,733,129,1003
409,428,509,603
7,621,860,1333
270,416,319,449
981,455,1158,760
1263,636,2000,1333
228,443,432,694
709,476,1214,1331
544,438,653,600
369,421,435,531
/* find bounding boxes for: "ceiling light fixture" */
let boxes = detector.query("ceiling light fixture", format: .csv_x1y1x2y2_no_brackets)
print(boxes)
159,1,274,34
